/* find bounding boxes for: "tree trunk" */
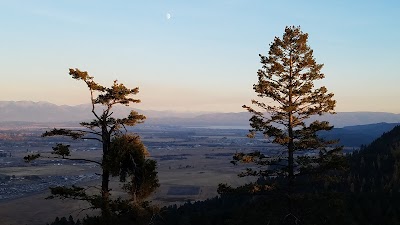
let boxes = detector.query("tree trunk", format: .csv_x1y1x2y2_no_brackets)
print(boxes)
287,51,295,216
101,124,111,224
288,51,295,189
288,118,294,187
288,111,294,216
101,168,111,222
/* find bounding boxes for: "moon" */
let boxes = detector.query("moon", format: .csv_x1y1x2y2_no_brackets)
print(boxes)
166,13,171,20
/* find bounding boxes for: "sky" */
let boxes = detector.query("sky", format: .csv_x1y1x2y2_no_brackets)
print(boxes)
0,0,399,113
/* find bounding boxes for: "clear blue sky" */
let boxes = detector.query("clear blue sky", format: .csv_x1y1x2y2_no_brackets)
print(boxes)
0,1,399,112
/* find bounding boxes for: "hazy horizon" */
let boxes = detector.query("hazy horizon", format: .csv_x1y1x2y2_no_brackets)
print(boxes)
1,1,399,113
2,100,400,115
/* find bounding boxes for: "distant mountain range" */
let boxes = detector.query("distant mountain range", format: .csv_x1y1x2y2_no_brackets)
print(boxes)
0,101,205,123
1,101,400,128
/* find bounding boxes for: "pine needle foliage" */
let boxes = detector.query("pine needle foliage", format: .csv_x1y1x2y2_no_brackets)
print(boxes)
237,26,344,191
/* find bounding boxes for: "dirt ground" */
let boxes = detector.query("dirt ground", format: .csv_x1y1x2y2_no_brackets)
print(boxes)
0,193,95,225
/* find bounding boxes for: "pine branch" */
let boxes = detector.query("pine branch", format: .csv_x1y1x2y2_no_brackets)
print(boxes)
31,154,102,166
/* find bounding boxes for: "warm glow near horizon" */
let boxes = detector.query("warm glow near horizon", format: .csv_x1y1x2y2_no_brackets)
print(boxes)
1,1,399,113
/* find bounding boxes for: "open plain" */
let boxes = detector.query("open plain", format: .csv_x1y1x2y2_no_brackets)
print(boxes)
0,124,265,225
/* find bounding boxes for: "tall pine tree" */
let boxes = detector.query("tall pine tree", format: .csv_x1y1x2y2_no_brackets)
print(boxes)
237,26,342,192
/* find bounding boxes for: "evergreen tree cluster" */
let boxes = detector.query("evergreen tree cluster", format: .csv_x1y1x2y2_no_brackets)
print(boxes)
48,216,81,225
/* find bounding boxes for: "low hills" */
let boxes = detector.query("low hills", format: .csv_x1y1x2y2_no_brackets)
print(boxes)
319,122,400,147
